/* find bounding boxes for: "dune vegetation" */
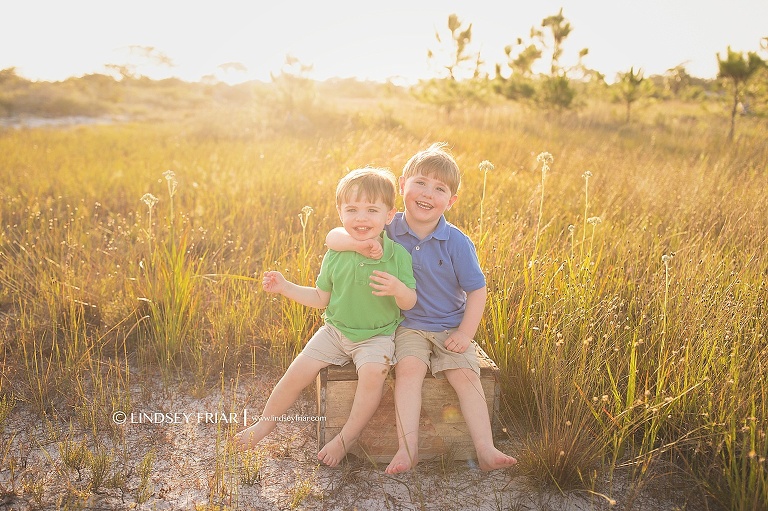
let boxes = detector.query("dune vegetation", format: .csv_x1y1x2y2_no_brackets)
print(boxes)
0,69,766,510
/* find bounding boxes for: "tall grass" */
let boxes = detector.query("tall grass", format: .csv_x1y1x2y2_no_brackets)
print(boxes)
0,95,766,508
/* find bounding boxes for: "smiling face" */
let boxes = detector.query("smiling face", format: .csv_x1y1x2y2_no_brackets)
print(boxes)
337,195,396,242
334,167,398,241
399,172,458,237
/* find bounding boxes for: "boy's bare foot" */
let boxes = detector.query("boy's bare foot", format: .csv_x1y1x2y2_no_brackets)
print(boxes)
233,424,267,451
233,430,255,451
318,433,351,467
477,447,517,471
385,448,418,474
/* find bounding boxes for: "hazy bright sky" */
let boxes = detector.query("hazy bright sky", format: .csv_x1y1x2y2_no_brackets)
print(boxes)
3,0,766,84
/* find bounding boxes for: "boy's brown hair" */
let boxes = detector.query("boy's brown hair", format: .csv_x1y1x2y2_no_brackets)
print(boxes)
336,167,398,209
401,142,461,195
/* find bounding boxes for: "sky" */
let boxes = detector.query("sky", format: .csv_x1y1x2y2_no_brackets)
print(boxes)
2,0,767,85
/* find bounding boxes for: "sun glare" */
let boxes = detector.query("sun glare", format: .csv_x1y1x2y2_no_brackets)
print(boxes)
2,1,767,83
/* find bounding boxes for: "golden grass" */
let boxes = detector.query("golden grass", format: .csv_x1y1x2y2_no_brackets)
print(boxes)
0,93,766,509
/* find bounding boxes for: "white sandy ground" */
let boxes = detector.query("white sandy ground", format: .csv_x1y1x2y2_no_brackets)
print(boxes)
0,368,701,511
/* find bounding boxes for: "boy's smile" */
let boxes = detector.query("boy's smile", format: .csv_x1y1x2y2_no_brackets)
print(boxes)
337,196,396,242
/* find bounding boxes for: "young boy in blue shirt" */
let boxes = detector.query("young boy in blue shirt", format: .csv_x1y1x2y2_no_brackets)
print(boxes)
236,167,416,466
326,143,517,472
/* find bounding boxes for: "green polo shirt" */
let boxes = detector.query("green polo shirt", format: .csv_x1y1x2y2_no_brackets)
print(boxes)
316,231,416,342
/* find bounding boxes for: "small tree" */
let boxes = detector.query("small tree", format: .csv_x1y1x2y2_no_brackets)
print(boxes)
541,8,572,76
717,46,764,140
493,38,541,101
536,9,583,110
419,14,487,114
616,67,645,123
428,14,480,81
270,54,315,114
506,39,543,78
663,64,692,97
540,75,576,110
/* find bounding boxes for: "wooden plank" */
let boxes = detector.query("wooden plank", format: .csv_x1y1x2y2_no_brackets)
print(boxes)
316,344,501,463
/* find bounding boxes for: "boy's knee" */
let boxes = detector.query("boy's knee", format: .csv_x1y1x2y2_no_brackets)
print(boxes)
444,367,481,387
356,362,390,381
395,356,428,374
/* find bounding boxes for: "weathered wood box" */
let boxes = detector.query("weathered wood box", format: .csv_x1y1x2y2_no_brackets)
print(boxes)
316,345,501,463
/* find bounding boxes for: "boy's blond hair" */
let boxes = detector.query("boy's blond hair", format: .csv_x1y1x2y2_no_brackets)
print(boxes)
336,167,398,209
401,142,461,195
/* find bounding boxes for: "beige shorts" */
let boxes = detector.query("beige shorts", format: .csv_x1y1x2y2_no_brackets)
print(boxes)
394,326,481,378
302,324,395,371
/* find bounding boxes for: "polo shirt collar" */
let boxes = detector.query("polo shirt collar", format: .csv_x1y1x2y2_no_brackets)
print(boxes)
394,213,450,241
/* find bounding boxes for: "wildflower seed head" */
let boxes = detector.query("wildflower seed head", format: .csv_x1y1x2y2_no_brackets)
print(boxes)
478,160,495,172
587,216,602,226
141,193,159,209
163,170,178,196
582,170,592,179
536,152,554,165
568,224,575,233
299,205,314,228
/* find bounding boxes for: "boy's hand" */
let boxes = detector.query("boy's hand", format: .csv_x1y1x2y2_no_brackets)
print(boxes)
444,330,472,354
262,271,287,294
358,238,383,260
369,270,404,296
370,270,417,310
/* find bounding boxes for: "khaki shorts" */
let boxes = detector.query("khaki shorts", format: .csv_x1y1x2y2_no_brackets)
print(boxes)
394,326,481,378
302,324,395,371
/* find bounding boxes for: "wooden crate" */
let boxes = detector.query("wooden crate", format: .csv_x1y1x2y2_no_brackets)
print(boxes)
316,345,501,463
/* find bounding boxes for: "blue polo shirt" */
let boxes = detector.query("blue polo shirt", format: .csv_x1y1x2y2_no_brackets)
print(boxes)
386,212,485,331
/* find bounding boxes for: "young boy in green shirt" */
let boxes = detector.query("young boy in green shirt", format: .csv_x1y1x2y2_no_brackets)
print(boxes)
326,144,517,472
235,167,417,467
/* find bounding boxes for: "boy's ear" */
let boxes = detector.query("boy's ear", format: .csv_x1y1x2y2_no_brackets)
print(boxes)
446,194,459,211
398,175,405,195
385,207,397,225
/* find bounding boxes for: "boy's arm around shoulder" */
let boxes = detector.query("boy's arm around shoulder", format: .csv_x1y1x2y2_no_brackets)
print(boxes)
325,227,383,259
